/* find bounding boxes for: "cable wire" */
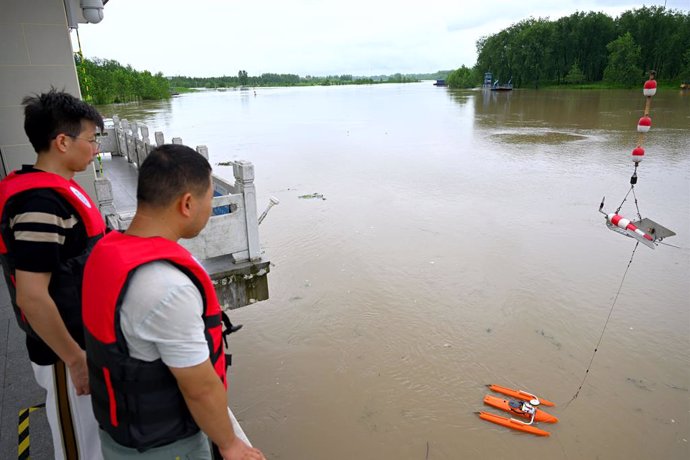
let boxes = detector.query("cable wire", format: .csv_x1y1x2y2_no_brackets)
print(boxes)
564,242,639,408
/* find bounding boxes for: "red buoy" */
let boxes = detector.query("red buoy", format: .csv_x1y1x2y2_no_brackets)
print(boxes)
631,146,645,163
643,80,657,97
637,116,652,133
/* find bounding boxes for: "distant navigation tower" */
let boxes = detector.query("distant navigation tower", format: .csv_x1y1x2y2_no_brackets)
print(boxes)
483,72,493,88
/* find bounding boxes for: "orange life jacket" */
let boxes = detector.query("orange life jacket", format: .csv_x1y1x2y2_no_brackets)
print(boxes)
0,171,105,345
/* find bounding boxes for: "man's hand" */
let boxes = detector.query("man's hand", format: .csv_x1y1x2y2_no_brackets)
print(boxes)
220,437,266,460
170,360,266,460
65,349,90,395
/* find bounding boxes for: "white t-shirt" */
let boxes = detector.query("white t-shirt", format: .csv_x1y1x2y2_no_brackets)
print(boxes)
119,261,210,368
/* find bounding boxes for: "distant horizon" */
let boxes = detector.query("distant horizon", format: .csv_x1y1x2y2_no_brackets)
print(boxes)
163,70,454,79
83,56,453,79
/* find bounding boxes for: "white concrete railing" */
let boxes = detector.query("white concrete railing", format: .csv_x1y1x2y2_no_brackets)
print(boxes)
96,117,262,263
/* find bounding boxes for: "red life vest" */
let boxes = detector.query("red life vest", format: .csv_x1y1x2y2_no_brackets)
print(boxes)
0,171,105,345
82,231,229,450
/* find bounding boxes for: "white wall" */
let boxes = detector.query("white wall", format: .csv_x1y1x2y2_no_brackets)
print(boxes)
0,0,97,199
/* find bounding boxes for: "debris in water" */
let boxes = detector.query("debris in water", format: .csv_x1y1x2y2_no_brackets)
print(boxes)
299,192,326,200
536,329,562,350
626,377,652,391
216,161,234,166
665,383,688,392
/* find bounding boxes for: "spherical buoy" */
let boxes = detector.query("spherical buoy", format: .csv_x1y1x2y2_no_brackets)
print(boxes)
637,116,652,133
631,146,645,163
643,80,657,97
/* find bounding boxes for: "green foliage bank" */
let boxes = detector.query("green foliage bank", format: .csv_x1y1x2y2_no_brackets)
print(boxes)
76,57,171,104
167,71,428,89
447,6,690,89
77,57,447,101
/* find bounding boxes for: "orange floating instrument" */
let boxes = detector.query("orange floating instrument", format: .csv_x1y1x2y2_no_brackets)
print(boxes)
477,384,558,436
487,384,555,407
483,395,558,423
476,411,551,437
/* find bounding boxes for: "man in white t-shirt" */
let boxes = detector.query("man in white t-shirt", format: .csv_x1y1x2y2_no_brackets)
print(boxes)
121,261,209,369
82,144,265,460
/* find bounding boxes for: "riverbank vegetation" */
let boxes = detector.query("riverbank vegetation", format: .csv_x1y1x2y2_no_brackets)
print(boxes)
447,6,690,89
75,57,171,104
77,55,447,102
166,71,444,89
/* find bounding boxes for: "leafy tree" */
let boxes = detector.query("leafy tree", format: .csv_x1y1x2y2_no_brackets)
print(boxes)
603,32,643,86
76,57,170,104
472,7,688,87
617,6,690,80
680,48,690,82
238,70,248,86
565,61,585,84
447,65,475,88
570,12,616,82
513,18,555,87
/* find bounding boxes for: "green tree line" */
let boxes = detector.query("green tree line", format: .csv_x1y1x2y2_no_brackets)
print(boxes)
77,59,438,102
168,70,424,89
75,56,171,104
447,6,690,89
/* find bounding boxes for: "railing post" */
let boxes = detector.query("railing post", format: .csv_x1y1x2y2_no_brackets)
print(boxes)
140,125,150,144
155,131,165,146
111,115,124,156
130,122,144,168
121,119,132,163
172,137,183,145
94,176,116,220
196,145,209,160
233,161,261,261
140,125,150,164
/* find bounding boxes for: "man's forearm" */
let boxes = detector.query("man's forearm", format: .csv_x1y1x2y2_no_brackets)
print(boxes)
16,271,83,365
184,380,237,450
172,361,237,451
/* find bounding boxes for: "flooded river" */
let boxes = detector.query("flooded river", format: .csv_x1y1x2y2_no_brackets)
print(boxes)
99,83,690,459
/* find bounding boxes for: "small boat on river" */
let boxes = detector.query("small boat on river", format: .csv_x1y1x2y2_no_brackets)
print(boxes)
483,72,513,91
491,78,513,91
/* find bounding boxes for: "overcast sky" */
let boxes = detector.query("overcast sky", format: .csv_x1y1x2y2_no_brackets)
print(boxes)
75,0,688,77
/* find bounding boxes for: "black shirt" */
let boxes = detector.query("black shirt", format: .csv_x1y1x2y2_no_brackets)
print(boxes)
3,166,88,364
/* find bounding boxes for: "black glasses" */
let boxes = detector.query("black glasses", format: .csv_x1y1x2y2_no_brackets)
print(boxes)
67,135,101,150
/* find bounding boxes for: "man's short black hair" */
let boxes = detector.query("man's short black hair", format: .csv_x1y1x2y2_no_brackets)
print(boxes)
137,144,213,208
22,89,104,153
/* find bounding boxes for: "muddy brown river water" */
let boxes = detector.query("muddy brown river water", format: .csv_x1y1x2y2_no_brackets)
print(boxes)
100,83,690,459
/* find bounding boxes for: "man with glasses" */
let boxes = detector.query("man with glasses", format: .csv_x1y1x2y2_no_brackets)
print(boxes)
0,89,106,459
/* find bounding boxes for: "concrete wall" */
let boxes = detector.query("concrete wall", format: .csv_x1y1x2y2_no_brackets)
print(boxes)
0,0,97,199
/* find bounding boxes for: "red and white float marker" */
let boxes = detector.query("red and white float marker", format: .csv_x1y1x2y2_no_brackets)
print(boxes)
643,79,657,97
637,116,652,133
608,213,653,241
631,146,645,164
